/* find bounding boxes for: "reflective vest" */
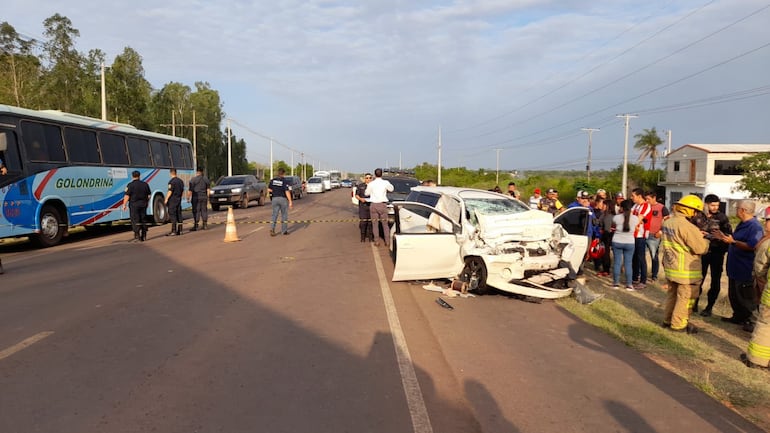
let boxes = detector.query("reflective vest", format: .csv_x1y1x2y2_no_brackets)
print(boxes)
660,212,710,284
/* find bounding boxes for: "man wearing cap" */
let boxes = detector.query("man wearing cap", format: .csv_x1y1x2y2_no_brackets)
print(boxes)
568,190,591,209
742,206,770,368
596,189,608,201
528,188,542,210
538,188,563,215
660,195,710,334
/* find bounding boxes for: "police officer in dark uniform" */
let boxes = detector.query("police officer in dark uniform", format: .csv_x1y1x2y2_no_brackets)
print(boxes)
165,168,185,236
355,173,374,242
268,168,293,236
122,170,151,242
187,167,210,231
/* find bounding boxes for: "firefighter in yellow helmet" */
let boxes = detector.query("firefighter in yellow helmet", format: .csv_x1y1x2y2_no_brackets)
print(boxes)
660,195,710,333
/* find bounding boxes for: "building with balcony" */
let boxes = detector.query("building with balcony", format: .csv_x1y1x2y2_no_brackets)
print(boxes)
660,144,770,215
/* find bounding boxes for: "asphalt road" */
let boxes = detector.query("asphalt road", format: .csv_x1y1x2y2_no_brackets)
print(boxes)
0,189,763,433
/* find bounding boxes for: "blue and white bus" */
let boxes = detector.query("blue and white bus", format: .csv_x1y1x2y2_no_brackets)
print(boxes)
0,105,194,247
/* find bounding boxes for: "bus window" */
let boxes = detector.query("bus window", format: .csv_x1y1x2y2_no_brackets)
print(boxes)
98,132,129,165
21,121,66,162
170,143,186,168
182,143,193,169
64,127,101,164
151,140,171,167
0,129,22,172
127,136,152,166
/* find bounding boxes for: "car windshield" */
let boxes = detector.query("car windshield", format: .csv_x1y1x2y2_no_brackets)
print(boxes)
463,197,529,216
218,176,246,185
308,177,322,183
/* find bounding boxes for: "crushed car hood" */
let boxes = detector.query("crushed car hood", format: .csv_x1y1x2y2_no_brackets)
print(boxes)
476,210,555,243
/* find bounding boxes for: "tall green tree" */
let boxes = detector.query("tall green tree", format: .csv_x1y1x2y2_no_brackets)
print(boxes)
40,14,84,112
634,127,663,170
189,82,224,173
108,47,152,128
78,48,105,118
736,152,770,200
0,21,42,108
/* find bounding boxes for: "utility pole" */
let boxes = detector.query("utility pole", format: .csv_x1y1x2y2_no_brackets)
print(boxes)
437,126,442,185
495,148,502,185
616,114,638,197
100,62,107,121
666,129,672,155
269,137,274,180
226,119,232,176
581,128,600,181
161,111,208,172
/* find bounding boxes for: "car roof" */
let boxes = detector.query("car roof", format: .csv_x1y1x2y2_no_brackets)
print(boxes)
409,185,513,199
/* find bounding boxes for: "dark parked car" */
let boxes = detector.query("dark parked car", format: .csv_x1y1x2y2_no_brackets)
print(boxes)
284,175,303,200
209,175,266,211
383,176,421,221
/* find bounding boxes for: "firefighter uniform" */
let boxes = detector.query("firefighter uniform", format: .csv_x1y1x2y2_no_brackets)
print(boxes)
660,195,710,332
744,210,770,368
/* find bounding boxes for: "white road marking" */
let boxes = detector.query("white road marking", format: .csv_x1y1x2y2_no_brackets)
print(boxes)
371,247,434,433
0,331,54,361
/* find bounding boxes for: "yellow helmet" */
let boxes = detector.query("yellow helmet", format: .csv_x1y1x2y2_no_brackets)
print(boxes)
677,195,703,211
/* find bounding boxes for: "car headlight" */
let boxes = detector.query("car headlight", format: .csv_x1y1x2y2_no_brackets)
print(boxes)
231,188,242,193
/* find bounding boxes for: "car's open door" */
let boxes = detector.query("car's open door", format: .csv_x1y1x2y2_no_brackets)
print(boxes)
554,207,591,272
391,202,463,282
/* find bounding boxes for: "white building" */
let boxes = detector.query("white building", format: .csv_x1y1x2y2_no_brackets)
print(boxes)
660,144,770,215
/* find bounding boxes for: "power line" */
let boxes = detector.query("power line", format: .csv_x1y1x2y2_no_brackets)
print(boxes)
445,0,717,137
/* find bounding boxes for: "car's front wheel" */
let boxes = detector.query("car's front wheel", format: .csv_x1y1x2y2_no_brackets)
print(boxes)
460,256,489,295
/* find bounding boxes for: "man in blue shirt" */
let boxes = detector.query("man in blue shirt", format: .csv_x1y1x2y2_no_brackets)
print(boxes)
717,200,764,327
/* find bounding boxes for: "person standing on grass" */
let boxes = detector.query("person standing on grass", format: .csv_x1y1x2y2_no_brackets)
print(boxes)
715,200,763,331
694,194,732,316
660,195,710,334
644,191,668,284
631,188,651,289
611,199,638,291
742,207,770,368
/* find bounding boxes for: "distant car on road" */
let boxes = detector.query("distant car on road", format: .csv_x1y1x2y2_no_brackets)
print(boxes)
340,179,353,188
306,176,325,194
209,175,266,211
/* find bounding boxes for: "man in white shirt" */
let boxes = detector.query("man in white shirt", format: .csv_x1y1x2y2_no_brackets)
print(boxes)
365,168,394,247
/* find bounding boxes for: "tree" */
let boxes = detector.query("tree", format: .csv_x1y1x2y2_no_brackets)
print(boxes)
736,152,770,200
634,127,663,170
40,14,84,112
107,47,152,128
0,21,42,108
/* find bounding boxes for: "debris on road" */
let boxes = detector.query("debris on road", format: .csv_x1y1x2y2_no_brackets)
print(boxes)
436,297,454,310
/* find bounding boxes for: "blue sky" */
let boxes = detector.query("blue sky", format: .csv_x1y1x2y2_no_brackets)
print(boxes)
5,0,770,174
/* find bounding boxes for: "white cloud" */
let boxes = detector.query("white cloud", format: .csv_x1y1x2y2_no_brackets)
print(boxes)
4,0,770,172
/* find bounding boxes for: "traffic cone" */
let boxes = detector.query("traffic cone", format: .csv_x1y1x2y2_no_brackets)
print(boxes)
223,206,240,242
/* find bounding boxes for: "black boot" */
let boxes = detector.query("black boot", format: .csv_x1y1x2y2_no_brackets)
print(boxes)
202,221,208,230
190,223,198,232
176,223,183,235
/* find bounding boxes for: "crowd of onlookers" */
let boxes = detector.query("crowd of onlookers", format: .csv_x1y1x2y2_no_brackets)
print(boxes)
499,184,770,369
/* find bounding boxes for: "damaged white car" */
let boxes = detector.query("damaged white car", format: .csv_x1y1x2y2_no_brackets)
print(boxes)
390,186,590,299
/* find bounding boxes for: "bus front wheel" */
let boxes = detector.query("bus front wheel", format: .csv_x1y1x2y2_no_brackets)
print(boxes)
152,195,167,225
34,205,65,247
